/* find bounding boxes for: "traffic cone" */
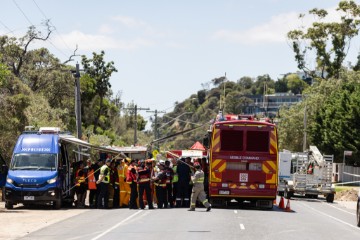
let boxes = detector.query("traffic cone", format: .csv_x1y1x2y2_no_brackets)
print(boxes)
278,196,285,209
273,198,277,205
285,199,291,212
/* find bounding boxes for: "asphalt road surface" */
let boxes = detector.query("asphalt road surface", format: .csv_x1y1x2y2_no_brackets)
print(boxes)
1,197,359,240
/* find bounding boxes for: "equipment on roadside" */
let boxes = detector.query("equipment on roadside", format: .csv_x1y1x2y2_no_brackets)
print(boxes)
278,146,335,202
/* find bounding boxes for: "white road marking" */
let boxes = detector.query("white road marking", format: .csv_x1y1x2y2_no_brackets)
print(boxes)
234,210,238,214
324,202,356,216
239,224,245,230
91,210,143,240
300,202,360,230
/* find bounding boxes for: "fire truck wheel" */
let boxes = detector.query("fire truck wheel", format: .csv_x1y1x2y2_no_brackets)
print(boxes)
326,193,334,203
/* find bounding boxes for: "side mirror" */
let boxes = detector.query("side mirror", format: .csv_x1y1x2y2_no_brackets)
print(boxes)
203,137,209,149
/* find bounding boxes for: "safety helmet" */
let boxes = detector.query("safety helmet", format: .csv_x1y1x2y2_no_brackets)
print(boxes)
194,162,201,169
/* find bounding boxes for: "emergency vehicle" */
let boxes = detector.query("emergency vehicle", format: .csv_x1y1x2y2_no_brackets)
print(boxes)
205,113,278,209
278,146,335,202
5,127,127,209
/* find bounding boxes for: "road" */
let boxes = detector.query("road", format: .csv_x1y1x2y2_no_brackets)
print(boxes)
1,197,359,240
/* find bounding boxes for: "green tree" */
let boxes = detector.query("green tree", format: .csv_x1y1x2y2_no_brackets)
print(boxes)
81,51,118,134
224,91,253,114
286,74,308,94
288,0,360,79
197,90,206,104
237,76,253,90
0,22,53,77
309,72,360,163
252,75,275,95
274,77,288,93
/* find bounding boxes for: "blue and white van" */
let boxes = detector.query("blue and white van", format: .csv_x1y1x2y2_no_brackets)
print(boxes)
4,127,72,209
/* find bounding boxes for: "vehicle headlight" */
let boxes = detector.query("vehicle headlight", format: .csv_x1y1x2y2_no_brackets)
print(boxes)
6,177,13,184
47,176,57,184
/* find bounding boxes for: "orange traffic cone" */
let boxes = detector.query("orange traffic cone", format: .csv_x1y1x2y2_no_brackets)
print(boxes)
285,199,291,212
278,196,285,209
273,198,277,205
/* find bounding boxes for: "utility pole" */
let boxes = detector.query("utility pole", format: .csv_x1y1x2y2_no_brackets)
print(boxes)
73,63,82,140
147,109,166,150
71,63,82,162
303,103,307,152
124,105,149,146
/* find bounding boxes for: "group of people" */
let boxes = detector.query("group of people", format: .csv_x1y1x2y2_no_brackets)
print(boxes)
72,156,211,212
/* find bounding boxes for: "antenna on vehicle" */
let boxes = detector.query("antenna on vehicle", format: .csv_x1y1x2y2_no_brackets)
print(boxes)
219,72,227,113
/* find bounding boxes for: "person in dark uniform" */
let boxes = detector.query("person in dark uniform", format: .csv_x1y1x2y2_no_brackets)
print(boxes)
96,158,111,209
112,160,120,208
137,160,154,209
176,158,191,208
93,159,103,208
164,160,174,208
152,162,167,209
126,159,138,209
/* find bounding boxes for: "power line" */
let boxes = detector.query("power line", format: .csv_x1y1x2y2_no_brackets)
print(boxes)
47,39,71,59
13,0,33,26
32,0,74,55
32,0,47,19
0,19,14,33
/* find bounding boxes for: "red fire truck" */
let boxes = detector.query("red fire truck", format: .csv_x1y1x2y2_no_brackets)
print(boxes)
206,113,278,209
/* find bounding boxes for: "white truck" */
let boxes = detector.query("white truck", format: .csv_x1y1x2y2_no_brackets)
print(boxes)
278,146,335,202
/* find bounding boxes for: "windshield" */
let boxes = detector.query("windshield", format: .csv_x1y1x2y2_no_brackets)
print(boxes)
10,153,57,171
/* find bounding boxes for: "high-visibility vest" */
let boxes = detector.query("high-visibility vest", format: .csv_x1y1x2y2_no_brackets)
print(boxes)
100,165,110,183
88,169,97,190
192,170,205,186
172,165,178,183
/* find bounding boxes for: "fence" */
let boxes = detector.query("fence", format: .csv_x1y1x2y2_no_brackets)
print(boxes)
333,163,360,185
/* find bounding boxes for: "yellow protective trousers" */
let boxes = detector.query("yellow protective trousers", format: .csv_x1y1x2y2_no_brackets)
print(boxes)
119,180,130,207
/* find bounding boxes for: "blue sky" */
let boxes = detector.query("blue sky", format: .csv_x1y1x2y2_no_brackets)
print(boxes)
1,0,358,124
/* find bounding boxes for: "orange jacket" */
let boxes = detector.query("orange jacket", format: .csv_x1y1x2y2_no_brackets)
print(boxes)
87,169,97,190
